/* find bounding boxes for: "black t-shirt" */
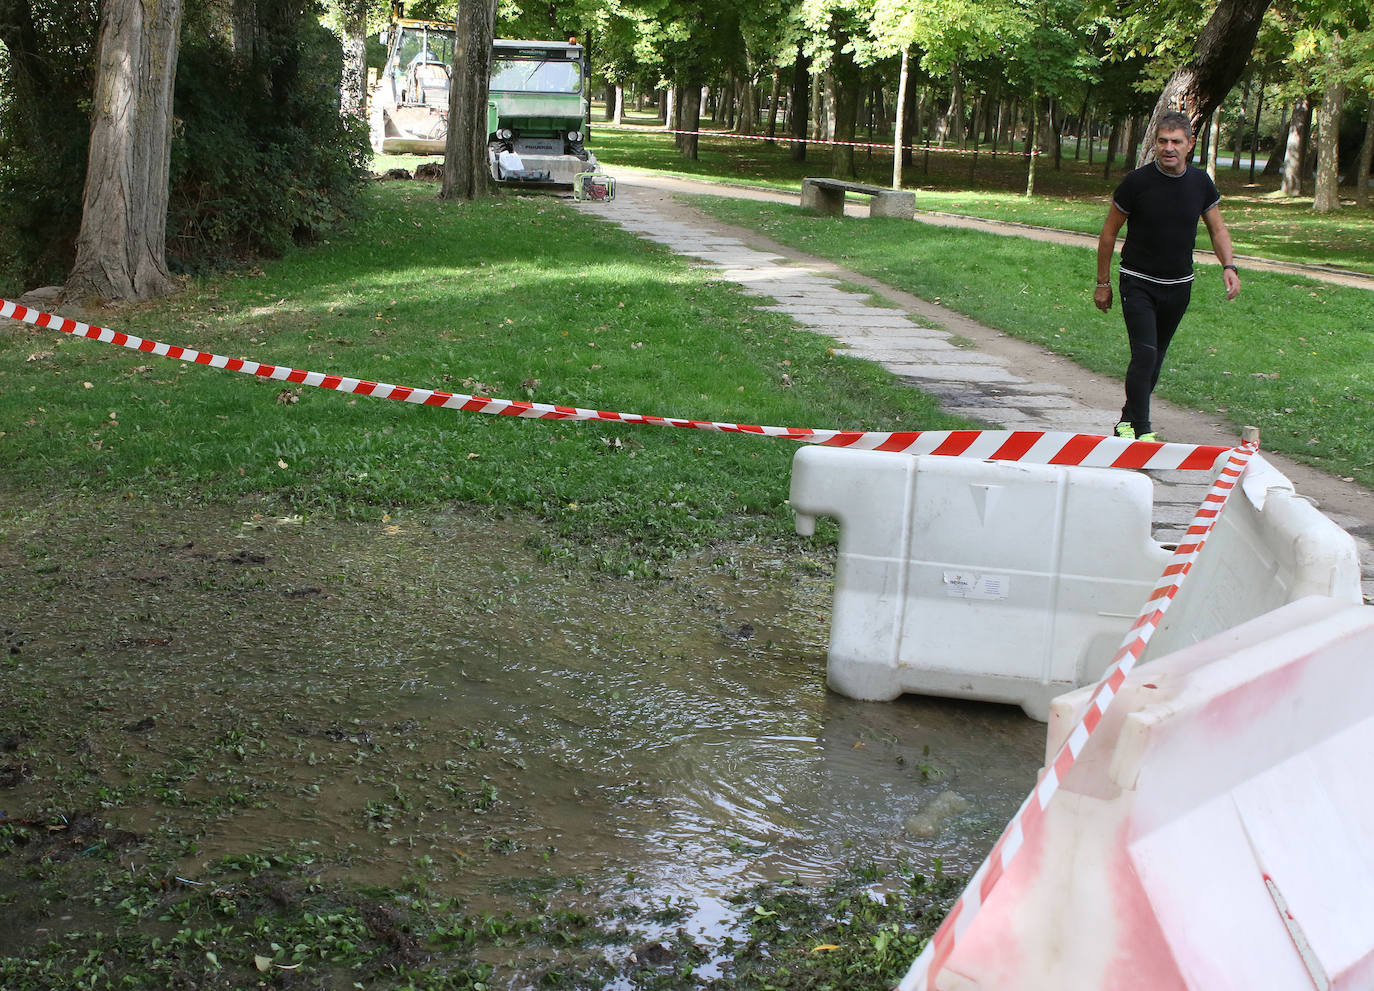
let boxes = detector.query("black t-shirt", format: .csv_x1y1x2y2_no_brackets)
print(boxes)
1112,163,1221,284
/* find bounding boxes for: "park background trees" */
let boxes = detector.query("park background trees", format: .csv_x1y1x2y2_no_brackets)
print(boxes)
0,0,1370,301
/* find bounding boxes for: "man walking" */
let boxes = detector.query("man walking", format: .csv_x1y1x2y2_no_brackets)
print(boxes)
1094,110,1241,442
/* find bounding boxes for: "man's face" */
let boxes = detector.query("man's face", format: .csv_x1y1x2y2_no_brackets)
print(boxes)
1155,127,1194,174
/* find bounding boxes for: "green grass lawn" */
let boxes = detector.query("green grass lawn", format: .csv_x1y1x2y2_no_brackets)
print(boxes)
0,180,966,574
585,126,1374,275
688,196,1374,485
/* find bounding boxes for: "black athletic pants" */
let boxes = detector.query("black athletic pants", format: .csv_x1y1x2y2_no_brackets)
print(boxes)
1119,273,1192,435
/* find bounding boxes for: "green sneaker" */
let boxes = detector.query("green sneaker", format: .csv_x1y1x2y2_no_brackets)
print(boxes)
1114,422,1136,440
1138,432,1160,443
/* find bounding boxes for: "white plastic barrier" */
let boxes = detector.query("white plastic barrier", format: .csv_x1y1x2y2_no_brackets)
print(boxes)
789,447,1361,720
1145,452,1363,659
789,447,1172,719
923,596,1374,991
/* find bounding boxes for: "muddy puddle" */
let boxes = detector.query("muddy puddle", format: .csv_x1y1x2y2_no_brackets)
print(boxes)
0,494,1044,982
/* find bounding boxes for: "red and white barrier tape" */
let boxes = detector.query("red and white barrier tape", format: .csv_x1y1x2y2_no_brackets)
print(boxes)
598,122,1041,157
897,437,1260,991
2,297,1227,469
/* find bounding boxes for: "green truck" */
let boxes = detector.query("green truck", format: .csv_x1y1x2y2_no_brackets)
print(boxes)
369,19,598,186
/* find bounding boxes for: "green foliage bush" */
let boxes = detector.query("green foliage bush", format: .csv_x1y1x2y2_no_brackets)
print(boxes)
168,18,371,274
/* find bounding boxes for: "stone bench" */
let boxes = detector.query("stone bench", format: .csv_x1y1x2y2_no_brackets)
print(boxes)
800,177,915,218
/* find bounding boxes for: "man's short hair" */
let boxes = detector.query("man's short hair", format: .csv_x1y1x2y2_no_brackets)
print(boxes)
1156,110,1193,137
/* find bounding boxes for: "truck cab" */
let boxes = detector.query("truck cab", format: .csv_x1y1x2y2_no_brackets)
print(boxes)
486,39,598,185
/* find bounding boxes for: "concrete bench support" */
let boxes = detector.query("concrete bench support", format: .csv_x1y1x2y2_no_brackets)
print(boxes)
800,177,915,218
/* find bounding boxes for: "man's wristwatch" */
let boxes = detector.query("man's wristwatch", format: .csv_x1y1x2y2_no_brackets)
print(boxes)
1223,264,1238,273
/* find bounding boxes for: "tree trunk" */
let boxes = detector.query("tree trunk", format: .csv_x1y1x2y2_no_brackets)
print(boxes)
338,0,369,117
1313,76,1344,212
820,72,835,142
738,70,757,133
902,78,921,164
829,51,860,176
1263,103,1288,175
66,0,182,303
1103,118,1120,179
613,83,624,125
1231,80,1248,169
440,0,496,201
664,86,675,131
944,64,965,146
1355,95,1374,208
789,43,810,161
1075,94,1090,159
1139,0,1273,165
1025,93,1039,196
766,68,781,142
892,49,910,189
1249,73,1266,180
1281,97,1311,195
679,82,701,159
1124,115,1142,167
231,0,253,58
1049,96,1064,169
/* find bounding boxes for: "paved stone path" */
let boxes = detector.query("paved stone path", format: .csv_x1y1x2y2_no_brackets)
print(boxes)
574,175,1374,600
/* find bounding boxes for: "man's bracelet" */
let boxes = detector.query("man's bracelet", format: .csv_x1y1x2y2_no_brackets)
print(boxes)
1096,282,1111,289
1223,264,1238,273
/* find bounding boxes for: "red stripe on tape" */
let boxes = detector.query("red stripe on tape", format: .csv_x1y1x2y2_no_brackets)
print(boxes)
931,431,981,457
1048,433,1103,465
989,431,1041,462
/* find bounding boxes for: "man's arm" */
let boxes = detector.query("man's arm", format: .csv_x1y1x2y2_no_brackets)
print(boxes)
1095,204,1127,312
1203,205,1241,300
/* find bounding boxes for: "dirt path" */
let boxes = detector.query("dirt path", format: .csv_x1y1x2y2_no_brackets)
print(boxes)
590,169,1374,593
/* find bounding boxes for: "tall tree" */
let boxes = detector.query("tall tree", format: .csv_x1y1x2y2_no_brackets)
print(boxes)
1138,0,1273,161
66,0,183,302
1312,38,1345,212
441,0,496,200
891,46,910,187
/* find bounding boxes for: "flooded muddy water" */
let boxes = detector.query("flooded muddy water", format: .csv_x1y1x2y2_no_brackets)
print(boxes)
0,495,1044,980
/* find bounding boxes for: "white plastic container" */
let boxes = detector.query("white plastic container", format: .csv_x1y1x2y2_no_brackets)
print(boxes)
789,447,1171,719
791,447,1363,720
